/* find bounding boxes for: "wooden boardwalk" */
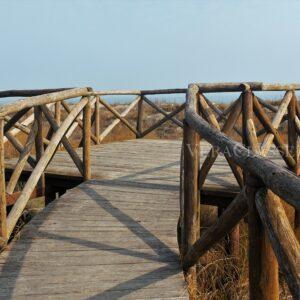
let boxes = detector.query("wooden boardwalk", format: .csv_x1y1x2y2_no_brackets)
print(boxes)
1,140,190,299
0,139,284,299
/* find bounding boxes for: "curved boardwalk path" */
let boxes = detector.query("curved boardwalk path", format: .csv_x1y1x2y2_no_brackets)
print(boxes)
0,140,188,299
0,139,283,299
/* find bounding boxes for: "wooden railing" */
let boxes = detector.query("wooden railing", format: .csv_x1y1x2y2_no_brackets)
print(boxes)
0,87,93,244
0,87,186,247
90,88,186,139
180,82,300,299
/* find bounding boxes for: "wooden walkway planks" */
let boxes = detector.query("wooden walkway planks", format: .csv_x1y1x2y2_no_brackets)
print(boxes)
0,139,285,299
0,180,187,299
0,177,187,298
5,139,284,195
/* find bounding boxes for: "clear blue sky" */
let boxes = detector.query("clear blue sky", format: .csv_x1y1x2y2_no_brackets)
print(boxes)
1,0,299,96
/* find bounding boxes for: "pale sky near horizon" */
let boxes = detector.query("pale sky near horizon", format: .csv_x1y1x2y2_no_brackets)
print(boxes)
0,0,299,101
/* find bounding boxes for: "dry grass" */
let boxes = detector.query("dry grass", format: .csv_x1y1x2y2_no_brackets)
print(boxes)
195,221,293,299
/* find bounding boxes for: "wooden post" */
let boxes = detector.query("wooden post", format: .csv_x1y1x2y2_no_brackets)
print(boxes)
183,116,200,298
256,188,300,299
218,205,240,257
95,97,100,144
242,86,279,300
83,98,91,180
55,101,61,126
229,225,239,257
288,91,300,241
55,101,61,150
34,106,45,197
0,118,7,244
136,96,144,138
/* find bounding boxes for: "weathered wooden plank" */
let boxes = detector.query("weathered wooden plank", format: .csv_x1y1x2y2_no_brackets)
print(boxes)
0,140,188,299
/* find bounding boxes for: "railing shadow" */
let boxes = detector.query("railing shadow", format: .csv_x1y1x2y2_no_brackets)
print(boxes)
0,179,184,298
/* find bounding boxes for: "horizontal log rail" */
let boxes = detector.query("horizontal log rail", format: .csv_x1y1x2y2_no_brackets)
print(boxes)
0,88,73,98
195,82,300,93
181,83,300,299
0,88,90,117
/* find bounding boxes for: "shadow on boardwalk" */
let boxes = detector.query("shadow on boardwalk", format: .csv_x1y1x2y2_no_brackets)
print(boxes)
0,180,186,299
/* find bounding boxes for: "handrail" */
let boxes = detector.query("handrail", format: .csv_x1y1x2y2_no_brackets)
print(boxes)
181,83,300,299
185,84,300,208
90,88,187,96
0,88,90,117
195,82,300,92
0,88,73,98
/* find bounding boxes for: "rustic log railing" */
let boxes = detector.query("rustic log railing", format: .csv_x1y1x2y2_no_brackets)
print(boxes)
0,87,186,246
0,87,93,244
1,83,299,298
89,89,186,139
180,82,300,299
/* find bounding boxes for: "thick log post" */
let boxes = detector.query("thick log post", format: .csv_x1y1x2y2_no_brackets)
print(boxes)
83,98,91,180
256,188,300,299
229,225,239,258
288,91,300,241
95,97,100,144
0,118,7,244
242,86,279,300
183,111,200,297
55,101,61,126
136,96,144,138
55,101,61,150
34,107,45,197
